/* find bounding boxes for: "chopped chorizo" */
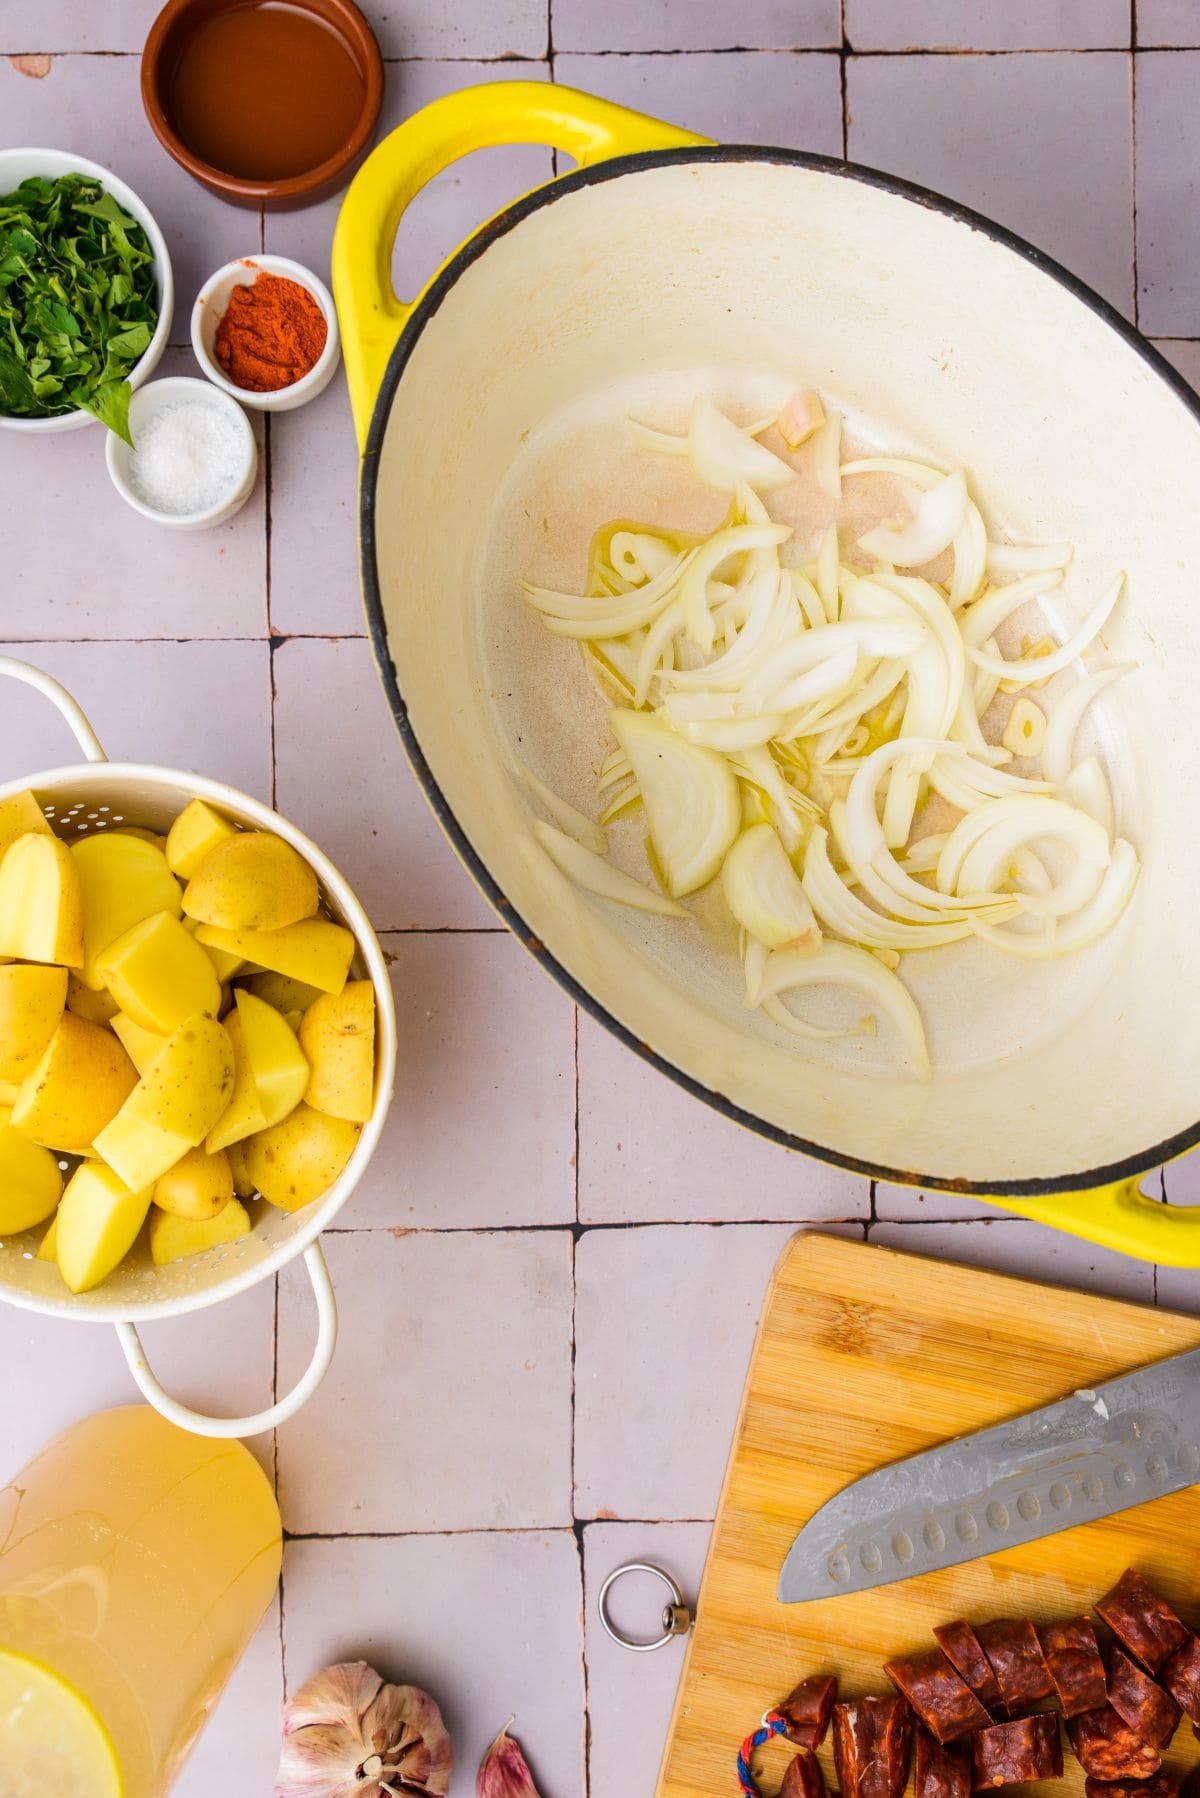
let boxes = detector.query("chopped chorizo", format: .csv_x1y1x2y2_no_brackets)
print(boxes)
935,1622,1004,1714
916,1727,971,1798
1038,1616,1108,1718
832,1697,913,1798
885,1650,992,1745
976,1620,1055,1715
971,1715,1063,1788
781,1747,827,1798
1107,1648,1182,1750
1095,1571,1189,1674
1068,1707,1164,1780
1084,1777,1180,1798
779,1675,838,1748
1161,1635,1200,1727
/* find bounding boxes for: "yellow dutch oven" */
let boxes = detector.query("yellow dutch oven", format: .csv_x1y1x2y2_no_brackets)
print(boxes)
333,82,1200,1265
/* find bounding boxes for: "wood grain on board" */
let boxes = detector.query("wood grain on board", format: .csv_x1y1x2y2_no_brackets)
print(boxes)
658,1233,1200,1798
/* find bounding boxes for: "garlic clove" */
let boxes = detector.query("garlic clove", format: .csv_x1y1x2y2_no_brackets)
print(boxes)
477,1720,545,1798
276,1661,452,1798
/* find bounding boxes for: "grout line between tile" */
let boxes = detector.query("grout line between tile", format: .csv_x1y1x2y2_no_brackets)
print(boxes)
327,1216,869,1235
282,1520,714,1541
1131,44,1141,328
3,42,1156,60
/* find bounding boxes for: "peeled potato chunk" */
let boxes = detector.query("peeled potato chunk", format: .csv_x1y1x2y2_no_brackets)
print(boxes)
110,1011,166,1076
0,833,85,967
194,919,354,995
184,915,244,981
236,989,308,1127
244,969,323,1014
36,1212,58,1261
184,832,319,932
226,1137,255,1198
0,789,52,859
166,798,238,881
10,1014,137,1153
154,1145,233,1221
65,973,120,1026
205,1011,266,1153
122,1013,234,1144
299,981,376,1123
97,909,221,1034
245,1103,360,1213
55,1162,152,1294
93,1111,192,1191
0,964,68,1082
0,1122,62,1233
150,1197,252,1266
72,833,182,989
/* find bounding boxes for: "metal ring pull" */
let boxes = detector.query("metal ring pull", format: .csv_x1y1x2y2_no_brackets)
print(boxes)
597,1561,694,1653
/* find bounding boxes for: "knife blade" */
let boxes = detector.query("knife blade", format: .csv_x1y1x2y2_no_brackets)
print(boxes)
778,1345,1200,1603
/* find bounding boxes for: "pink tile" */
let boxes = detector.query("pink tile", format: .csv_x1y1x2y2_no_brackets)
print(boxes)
1138,4,1200,45
869,1219,1158,1303
1162,1147,1200,1205
176,1597,283,1798
553,50,844,153
0,639,272,798
845,1,1129,50
0,346,267,641
0,56,261,341
0,1284,277,1483
270,636,497,929
553,0,839,52
874,1183,1012,1222
341,932,575,1230
1155,1258,1200,1313
574,1223,806,1520
275,1230,574,1531
577,1012,870,1225
847,51,1135,319
281,1531,585,1797
1136,52,1200,333
370,0,548,59
1152,338,1200,389
2,5,160,51
583,1520,711,1798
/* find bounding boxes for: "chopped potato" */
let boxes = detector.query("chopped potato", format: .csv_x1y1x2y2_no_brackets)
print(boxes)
244,970,323,1014
109,1011,167,1076
299,981,376,1123
65,972,120,1026
93,1111,193,1191
245,1103,360,1212
97,909,221,1034
72,833,182,989
183,915,244,981
205,1011,266,1153
194,918,354,994
166,799,238,881
184,831,318,932
236,990,308,1127
0,1121,62,1233
0,833,85,967
55,1162,151,1294
226,1137,256,1198
154,1145,233,1221
0,964,68,1082
10,1014,137,1153
122,1013,234,1144
149,1198,252,1265
0,790,52,860
36,1212,58,1262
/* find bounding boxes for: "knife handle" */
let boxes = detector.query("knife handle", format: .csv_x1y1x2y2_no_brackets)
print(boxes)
985,1178,1200,1267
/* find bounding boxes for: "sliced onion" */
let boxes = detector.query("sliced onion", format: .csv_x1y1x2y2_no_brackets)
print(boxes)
803,826,977,950
948,500,988,609
967,573,1125,683
858,469,968,567
687,397,795,494
744,619,922,711
986,540,1074,580
532,821,686,917
808,410,842,501
633,598,687,707
673,714,788,751
927,755,1053,813
840,456,949,486
666,568,794,694
843,742,1011,916
526,549,693,639
1063,754,1116,841
1041,663,1134,786
610,709,741,896
678,522,792,653
723,822,821,950
754,940,931,1078
521,763,608,853
936,794,1110,918
610,530,677,584
970,838,1138,958
597,746,632,790
792,570,828,632
815,524,840,621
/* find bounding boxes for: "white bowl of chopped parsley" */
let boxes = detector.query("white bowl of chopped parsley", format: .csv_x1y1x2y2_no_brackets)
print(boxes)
0,148,174,443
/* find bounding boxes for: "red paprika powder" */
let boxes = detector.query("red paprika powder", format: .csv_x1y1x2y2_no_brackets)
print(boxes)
213,269,328,392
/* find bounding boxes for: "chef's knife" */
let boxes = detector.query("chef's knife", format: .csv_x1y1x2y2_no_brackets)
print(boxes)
778,1345,1200,1603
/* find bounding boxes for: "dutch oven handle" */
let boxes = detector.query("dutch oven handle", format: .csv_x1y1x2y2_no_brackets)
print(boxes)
332,80,708,446
977,1182,1200,1268
0,654,339,1437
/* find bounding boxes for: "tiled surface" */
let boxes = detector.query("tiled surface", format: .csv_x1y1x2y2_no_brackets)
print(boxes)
3,9,1200,1796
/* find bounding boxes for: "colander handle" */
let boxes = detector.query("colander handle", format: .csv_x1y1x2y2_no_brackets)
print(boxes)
114,1241,338,1438
333,80,708,446
0,656,107,762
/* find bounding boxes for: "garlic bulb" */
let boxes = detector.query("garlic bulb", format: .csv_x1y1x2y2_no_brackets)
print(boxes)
275,1661,452,1798
477,1720,544,1797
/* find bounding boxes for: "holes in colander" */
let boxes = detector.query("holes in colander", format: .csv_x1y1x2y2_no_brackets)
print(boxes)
98,806,110,814
86,811,99,820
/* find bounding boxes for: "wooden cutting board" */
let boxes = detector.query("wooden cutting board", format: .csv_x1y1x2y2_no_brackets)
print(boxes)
657,1233,1200,1798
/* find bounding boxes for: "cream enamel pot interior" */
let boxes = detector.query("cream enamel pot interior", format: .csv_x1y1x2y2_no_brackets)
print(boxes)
333,82,1200,1266
0,659,398,1437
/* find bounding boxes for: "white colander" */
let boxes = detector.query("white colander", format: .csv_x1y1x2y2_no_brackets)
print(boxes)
0,658,398,1437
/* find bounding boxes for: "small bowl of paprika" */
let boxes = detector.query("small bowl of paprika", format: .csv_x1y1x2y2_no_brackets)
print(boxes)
191,254,341,411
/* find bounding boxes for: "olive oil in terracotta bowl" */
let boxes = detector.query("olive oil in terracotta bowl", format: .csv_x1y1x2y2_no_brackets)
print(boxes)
141,0,384,208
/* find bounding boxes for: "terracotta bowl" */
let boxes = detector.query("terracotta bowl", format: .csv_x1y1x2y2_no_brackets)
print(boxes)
141,0,384,210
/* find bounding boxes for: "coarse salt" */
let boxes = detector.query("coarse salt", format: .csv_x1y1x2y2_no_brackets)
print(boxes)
127,397,248,516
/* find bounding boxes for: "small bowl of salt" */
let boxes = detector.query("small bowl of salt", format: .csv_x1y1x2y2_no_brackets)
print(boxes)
106,375,257,529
